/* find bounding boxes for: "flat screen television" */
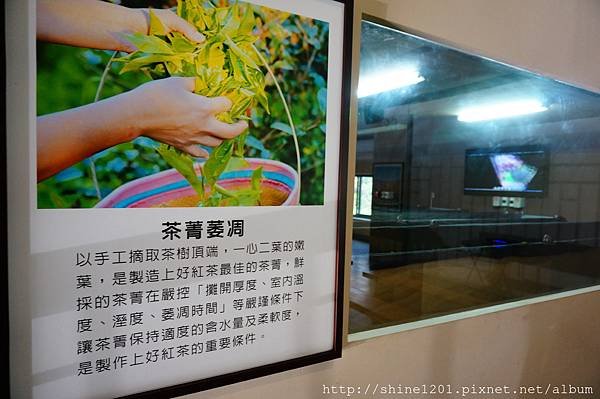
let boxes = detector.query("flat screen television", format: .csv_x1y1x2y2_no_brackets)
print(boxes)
464,145,549,197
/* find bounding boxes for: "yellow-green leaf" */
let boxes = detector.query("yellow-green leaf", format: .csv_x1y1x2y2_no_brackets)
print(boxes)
169,32,197,52
239,4,255,35
230,96,252,119
165,57,184,75
225,36,259,70
251,166,263,192
149,8,167,36
229,51,250,83
207,44,225,69
238,42,261,65
118,54,171,74
194,76,208,94
156,144,204,200
124,33,174,54
225,156,250,171
203,140,234,187
221,4,241,38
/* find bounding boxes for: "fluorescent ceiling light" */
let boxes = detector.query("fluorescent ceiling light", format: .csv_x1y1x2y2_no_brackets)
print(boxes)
457,100,548,122
357,67,424,98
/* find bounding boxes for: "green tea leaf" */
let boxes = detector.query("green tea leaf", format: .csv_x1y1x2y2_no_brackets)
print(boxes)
239,4,256,35
234,131,249,157
194,75,208,93
156,144,204,199
229,51,250,83
118,54,170,74
207,44,226,69
229,166,263,206
230,95,252,119
271,121,306,137
149,8,167,36
124,33,174,54
235,191,260,206
148,63,168,79
217,112,234,124
203,191,223,207
169,32,197,52
270,122,293,135
221,4,241,38
238,42,261,65
273,60,294,71
202,140,234,187
177,0,184,20
225,156,250,171
165,57,185,75
317,87,327,112
254,88,269,114
310,71,326,88
245,135,271,158
251,166,263,192
225,36,259,70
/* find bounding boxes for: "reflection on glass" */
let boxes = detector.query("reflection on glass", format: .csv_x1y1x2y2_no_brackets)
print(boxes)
353,176,359,215
350,20,600,334
353,176,373,216
359,177,373,216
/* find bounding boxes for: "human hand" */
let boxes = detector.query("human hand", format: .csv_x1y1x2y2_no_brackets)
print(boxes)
146,8,205,42
120,8,206,52
37,0,206,52
125,77,248,157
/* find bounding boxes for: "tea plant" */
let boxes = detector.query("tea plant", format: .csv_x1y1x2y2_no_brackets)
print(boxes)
117,0,299,206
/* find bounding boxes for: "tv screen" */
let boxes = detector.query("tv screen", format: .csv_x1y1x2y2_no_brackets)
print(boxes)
464,146,549,197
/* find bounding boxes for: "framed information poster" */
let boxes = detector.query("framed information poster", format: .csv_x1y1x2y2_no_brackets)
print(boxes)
7,0,353,397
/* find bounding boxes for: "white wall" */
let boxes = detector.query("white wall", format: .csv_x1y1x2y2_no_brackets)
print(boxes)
182,291,600,399
363,0,600,92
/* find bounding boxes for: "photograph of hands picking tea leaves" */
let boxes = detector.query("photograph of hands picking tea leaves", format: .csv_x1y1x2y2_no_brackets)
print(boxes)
37,0,329,208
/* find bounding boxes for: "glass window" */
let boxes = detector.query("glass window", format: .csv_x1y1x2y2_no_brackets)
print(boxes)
350,19,600,334
354,176,373,217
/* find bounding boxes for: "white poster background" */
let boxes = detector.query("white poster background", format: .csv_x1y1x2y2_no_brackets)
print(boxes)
21,0,346,398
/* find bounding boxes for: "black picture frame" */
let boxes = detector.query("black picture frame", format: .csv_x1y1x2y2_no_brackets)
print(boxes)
2,1,9,397
7,0,354,398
